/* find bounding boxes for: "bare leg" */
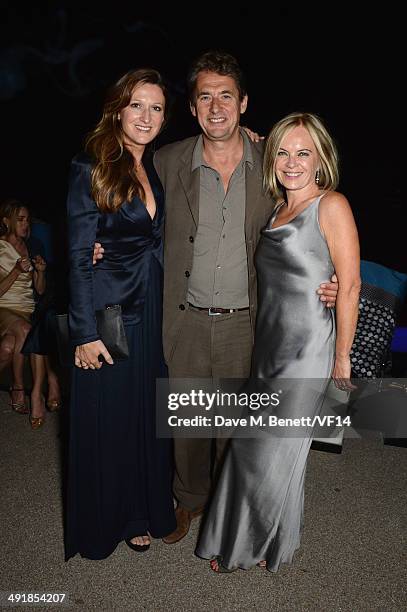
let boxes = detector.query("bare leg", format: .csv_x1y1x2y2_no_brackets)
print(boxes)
6,319,32,390
29,353,46,420
0,334,29,412
45,356,61,409
0,333,15,372
1,319,31,413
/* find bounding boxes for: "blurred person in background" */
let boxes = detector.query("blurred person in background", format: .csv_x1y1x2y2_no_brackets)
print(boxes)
0,199,61,429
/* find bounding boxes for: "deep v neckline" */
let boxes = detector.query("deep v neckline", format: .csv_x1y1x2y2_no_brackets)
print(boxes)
146,204,157,223
124,197,157,224
133,182,156,222
141,182,157,222
137,198,156,222
137,157,159,222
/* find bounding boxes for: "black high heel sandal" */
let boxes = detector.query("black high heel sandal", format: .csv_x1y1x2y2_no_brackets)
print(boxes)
125,536,151,553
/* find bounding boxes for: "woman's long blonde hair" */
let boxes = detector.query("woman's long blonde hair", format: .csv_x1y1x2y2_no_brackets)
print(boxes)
86,68,169,212
263,112,339,202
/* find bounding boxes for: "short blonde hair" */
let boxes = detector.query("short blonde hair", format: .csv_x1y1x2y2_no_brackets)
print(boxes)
263,112,339,201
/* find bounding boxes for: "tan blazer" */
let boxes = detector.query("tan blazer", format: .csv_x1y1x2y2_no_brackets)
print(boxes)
154,136,275,364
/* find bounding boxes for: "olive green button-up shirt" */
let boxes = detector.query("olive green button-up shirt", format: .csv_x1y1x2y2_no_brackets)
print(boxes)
187,130,252,309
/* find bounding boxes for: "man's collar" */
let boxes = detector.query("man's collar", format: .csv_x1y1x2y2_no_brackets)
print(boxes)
191,128,254,172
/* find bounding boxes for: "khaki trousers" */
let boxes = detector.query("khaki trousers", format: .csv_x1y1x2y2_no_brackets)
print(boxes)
168,307,253,512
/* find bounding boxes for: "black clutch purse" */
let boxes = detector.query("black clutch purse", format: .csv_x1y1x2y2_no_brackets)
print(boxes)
56,305,129,367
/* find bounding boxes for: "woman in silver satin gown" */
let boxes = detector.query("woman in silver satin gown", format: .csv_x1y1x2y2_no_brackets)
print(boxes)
195,112,361,573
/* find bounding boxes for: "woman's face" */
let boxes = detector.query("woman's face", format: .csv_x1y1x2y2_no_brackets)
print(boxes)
275,125,320,192
119,82,165,149
4,207,30,238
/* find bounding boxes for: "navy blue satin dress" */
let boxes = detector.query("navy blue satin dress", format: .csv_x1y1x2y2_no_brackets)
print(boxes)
65,153,175,560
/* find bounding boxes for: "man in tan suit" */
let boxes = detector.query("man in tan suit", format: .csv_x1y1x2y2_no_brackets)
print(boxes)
154,51,337,543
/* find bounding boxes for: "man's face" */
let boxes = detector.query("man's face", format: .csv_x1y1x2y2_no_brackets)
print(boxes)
190,71,247,142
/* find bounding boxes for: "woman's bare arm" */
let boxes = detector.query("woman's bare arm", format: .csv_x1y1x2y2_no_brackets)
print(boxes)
0,258,31,298
319,192,361,382
32,255,46,295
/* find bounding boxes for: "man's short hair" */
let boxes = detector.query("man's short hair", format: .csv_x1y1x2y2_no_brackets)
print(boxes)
187,50,247,103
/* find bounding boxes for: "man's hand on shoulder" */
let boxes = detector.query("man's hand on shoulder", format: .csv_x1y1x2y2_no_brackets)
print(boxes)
241,126,265,142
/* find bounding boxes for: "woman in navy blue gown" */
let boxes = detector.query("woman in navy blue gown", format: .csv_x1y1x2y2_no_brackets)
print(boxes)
65,68,175,560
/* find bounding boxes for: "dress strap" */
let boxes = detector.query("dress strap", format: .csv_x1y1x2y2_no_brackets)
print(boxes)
268,201,287,229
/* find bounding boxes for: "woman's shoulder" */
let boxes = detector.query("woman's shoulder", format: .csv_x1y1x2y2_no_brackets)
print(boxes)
319,190,352,216
0,239,16,260
319,191,355,233
0,239,12,251
319,190,350,207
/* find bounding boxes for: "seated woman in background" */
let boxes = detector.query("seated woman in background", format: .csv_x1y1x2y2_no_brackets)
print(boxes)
0,199,61,429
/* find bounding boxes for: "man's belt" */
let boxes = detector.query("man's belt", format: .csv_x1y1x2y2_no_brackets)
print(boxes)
188,303,249,316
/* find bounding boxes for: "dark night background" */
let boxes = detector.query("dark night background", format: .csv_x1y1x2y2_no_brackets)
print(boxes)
1,3,404,314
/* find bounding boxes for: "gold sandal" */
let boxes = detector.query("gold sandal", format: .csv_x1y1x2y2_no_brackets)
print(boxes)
30,396,46,430
46,399,62,412
29,415,46,430
9,387,29,414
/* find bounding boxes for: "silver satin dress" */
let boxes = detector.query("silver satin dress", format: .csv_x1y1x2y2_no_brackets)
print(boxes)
195,195,336,572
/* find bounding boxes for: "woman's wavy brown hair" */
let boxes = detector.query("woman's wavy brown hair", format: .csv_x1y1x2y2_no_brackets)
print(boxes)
85,68,169,212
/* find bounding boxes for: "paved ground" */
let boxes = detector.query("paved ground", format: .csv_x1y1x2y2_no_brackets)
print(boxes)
0,388,406,611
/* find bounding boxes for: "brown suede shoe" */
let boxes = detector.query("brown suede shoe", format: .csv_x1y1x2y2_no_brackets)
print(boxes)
162,505,204,544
